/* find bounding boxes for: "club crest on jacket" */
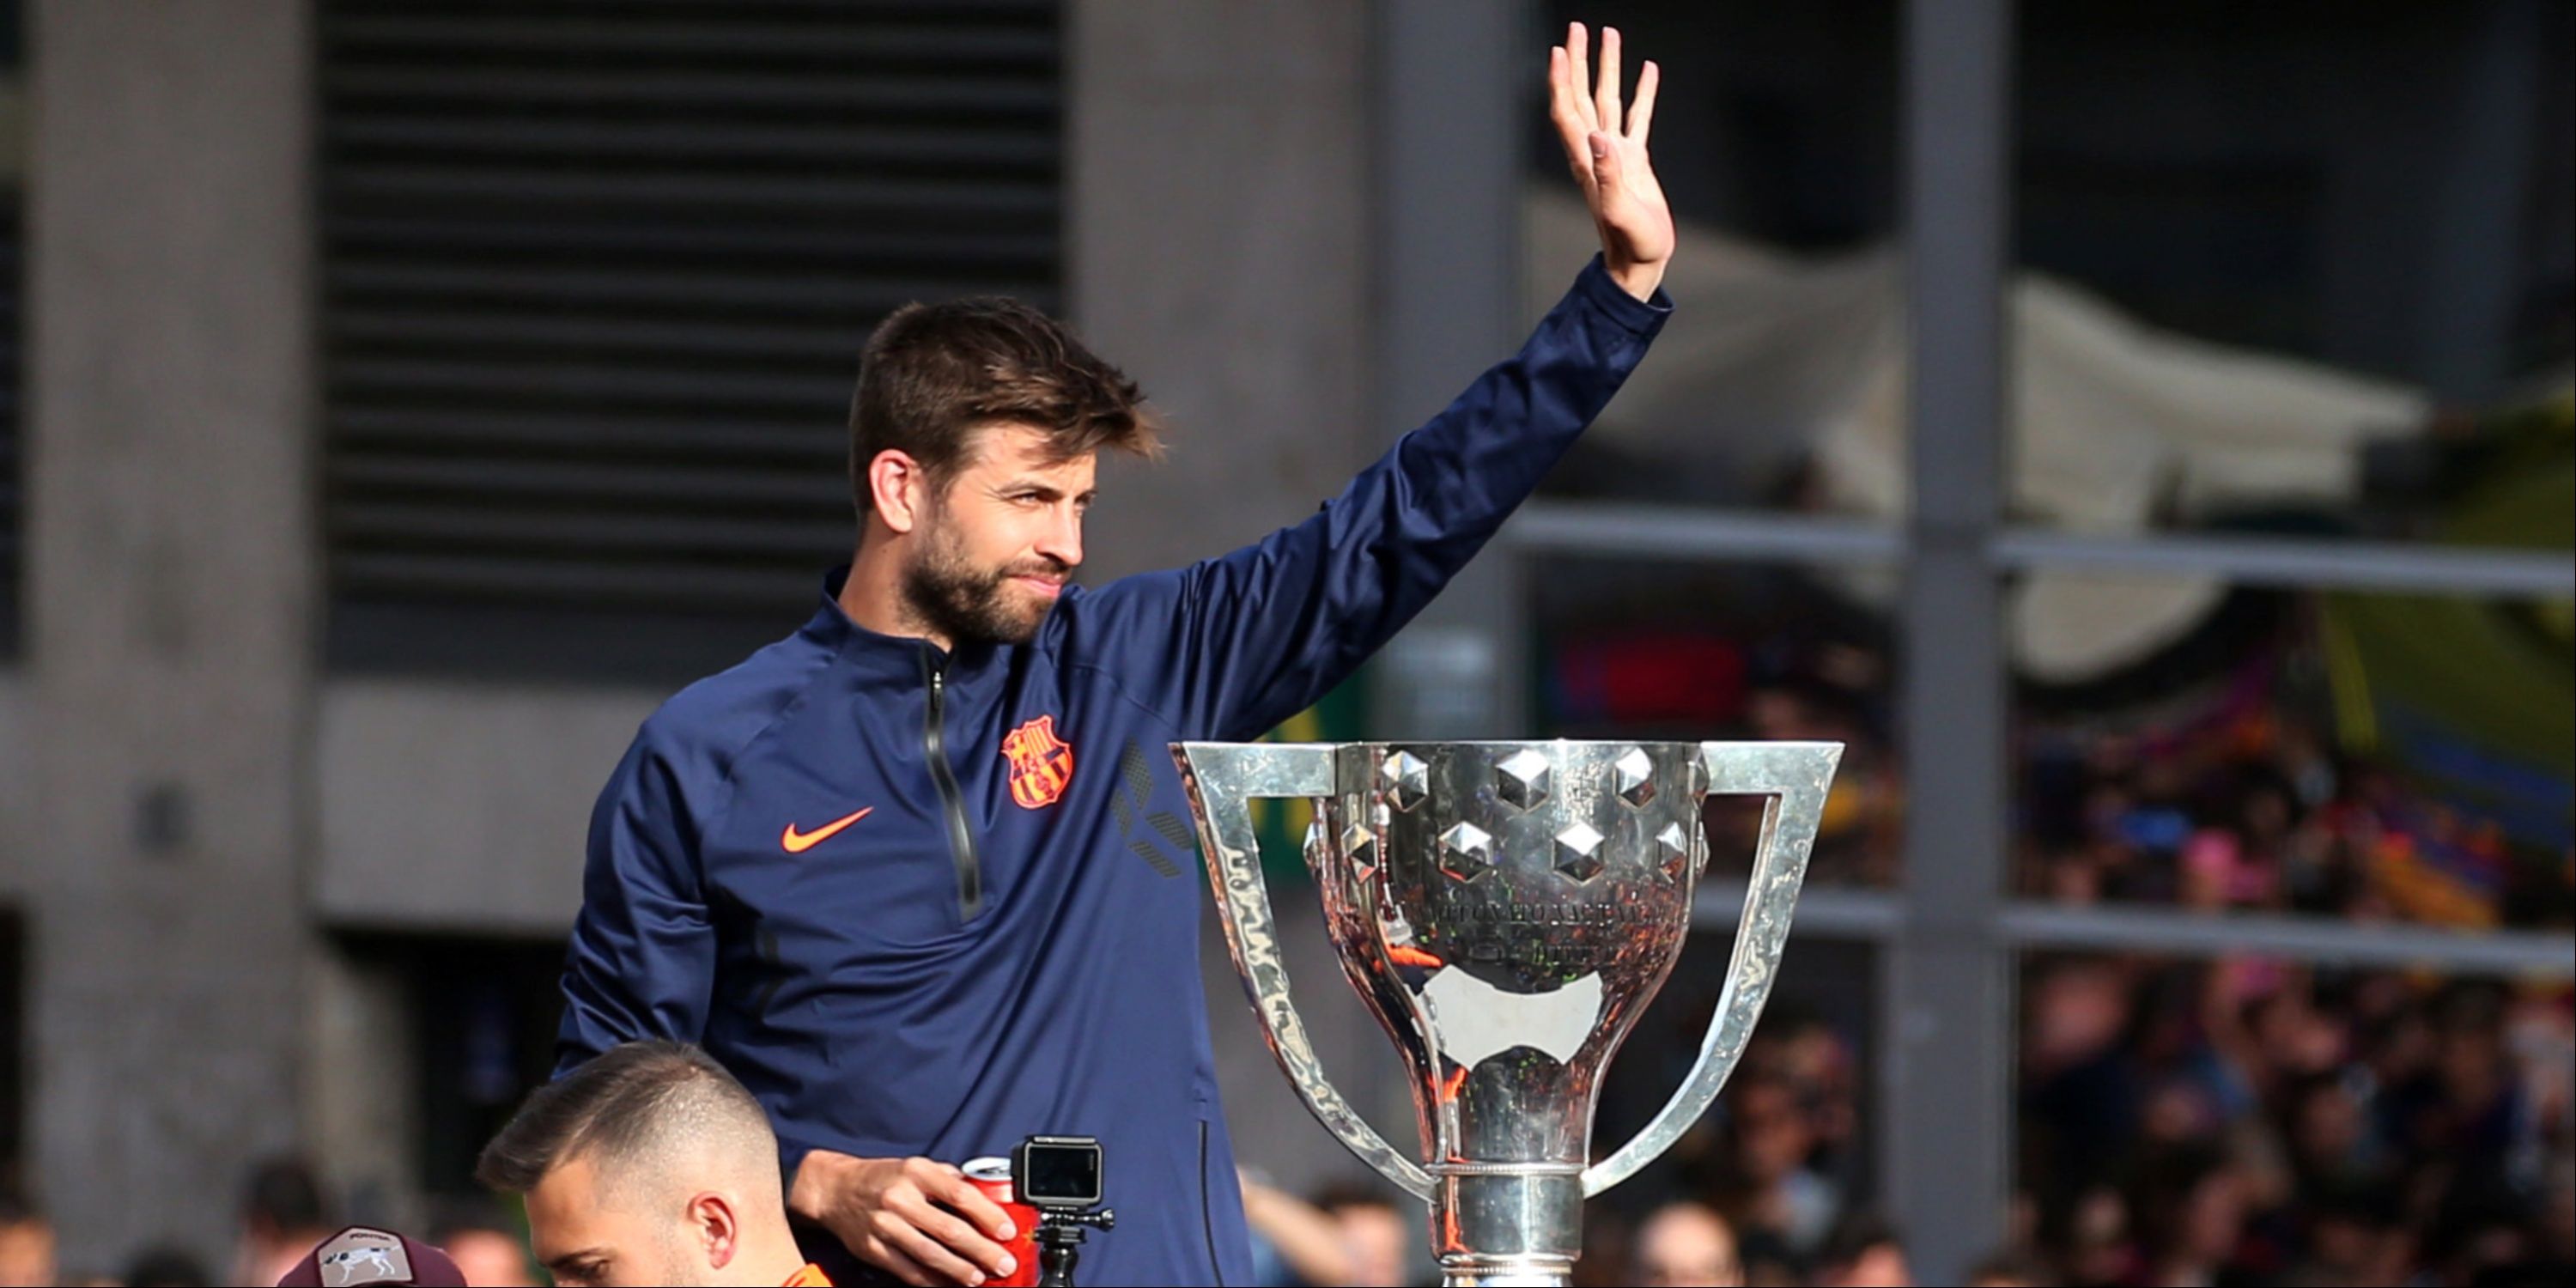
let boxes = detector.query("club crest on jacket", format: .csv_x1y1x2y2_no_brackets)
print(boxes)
1002,714,1075,808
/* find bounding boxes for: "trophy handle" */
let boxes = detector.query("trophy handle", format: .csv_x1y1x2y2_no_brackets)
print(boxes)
1174,742,1436,1200
1580,740,1842,1198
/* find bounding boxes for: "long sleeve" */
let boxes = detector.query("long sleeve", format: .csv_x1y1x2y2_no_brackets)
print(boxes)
1061,253,1670,739
552,731,717,1072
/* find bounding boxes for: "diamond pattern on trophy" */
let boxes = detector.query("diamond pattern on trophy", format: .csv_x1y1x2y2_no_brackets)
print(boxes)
1493,748,1552,811
1296,820,1329,884
1381,750,1431,812
1552,821,1607,882
1656,821,1692,881
1614,747,1657,807
1438,821,1494,881
1342,820,1378,880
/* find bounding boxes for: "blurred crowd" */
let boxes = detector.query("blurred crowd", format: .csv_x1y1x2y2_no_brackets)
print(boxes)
2019,648,2573,933
2020,957,2574,1286
0,1159,536,1288
1547,565,2573,933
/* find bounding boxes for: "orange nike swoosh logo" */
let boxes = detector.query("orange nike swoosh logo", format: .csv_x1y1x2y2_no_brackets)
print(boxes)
781,807,873,854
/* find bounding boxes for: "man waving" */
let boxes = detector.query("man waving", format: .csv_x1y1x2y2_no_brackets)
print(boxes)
552,24,1674,1286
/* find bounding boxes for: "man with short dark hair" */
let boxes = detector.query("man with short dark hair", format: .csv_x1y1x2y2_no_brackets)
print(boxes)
1812,1213,1911,1288
1309,1183,1412,1288
477,1041,829,1288
425,1200,538,1288
0,1188,56,1288
237,1157,337,1287
1634,1200,1742,1287
556,22,1676,1287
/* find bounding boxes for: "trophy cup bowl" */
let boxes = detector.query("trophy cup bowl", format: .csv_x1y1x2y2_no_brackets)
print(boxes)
1176,740,1840,1288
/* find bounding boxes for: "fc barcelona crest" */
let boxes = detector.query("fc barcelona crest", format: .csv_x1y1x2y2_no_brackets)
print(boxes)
1002,714,1075,809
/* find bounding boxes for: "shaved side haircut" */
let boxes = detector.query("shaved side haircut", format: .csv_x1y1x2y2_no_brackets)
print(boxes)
477,1041,778,1202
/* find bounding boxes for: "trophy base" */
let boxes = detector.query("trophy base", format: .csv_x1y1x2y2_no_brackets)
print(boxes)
1437,1258,1576,1288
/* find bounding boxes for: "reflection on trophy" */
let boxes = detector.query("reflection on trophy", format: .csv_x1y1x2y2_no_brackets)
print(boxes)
1176,740,1841,1288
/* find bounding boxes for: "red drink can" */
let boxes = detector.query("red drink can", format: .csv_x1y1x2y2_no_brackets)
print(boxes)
962,1157,1040,1288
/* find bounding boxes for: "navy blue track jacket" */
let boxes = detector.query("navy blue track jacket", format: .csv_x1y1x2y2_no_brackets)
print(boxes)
555,257,1669,1285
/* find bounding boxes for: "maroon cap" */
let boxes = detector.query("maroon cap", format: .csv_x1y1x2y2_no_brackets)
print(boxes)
276,1226,468,1288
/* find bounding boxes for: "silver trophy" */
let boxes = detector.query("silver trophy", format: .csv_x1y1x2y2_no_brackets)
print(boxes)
1176,740,1840,1288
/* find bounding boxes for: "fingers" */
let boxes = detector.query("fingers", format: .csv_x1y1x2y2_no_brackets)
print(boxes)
1547,44,1595,189
895,1189,1011,1263
1589,131,1622,196
1594,26,1623,136
920,1168,1021,1242
1628,59,1660,143
1564,22,1596,131
855,1233,938,1288
872,1208,993,1287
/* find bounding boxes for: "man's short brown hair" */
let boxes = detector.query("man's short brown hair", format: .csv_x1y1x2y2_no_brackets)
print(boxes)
474,1041,772,1196
848,297,1162,513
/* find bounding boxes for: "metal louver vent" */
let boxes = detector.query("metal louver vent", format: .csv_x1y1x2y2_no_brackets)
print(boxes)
321,0,1061,677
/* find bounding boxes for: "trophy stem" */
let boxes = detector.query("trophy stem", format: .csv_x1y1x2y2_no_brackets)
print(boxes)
1431,1170,1582,1288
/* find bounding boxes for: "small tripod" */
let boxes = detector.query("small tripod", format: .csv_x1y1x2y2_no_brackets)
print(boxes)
1031,1206,1116,1288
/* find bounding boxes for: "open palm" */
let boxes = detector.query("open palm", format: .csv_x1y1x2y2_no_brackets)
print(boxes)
1548,23,1674,300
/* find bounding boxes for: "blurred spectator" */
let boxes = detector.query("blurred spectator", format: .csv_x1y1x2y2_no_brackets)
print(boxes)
1571,1206,1636,1288
1310,1181,1413,1288
475,1041,823,1287
0,1188,54,1288
2129,1145,2255,1285
1962,1248,2048,1287
236,1157,337,1287
1808,1213,1909,1287
1237,1171,1355,1288
121,1242,214,1287
1706,1072,1842,1256
427,1200,538,1288
1632,1200,1741,1287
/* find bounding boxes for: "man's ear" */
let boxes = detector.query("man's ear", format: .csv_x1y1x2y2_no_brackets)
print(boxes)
867,450,928,534
687,1192,742,1271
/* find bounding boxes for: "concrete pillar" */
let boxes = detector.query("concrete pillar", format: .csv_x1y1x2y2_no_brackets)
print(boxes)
1370,0,1529,743
1887,0,2014,1279
23,0,317,1267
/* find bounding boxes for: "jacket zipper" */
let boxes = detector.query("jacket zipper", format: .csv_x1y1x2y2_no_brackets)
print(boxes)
920,647,984,920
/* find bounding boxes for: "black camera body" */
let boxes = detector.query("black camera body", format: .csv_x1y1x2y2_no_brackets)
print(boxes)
1012,1134,1104,1210
1014,1134,1115,1288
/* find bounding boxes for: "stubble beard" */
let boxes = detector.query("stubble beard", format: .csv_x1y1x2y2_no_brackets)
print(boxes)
900,516,1060,647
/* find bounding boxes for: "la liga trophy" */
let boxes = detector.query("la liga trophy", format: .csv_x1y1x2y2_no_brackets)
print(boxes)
1176,740,1840,1287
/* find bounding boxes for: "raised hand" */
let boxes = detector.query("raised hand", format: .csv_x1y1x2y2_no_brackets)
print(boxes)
1548,22,1674,301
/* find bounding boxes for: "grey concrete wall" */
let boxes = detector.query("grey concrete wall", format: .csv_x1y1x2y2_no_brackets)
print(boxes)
21,0,317,1268
313,682,660,933
0,677,29,902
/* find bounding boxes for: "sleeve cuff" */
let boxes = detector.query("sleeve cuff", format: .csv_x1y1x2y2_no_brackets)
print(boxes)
1571,252,1674,337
